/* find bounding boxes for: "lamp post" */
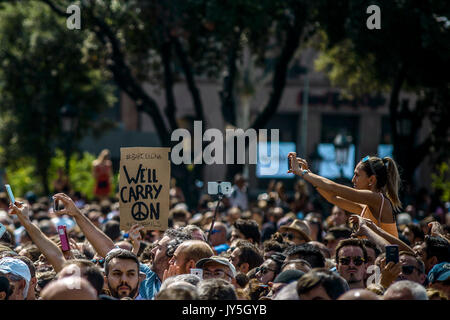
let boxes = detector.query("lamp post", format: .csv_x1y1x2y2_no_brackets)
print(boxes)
334,132,352,178
60,103,78,178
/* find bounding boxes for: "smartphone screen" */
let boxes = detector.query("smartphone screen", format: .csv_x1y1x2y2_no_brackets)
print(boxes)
0,222,6,239
58,225,70,252
385,245,399,264
5,184,15,204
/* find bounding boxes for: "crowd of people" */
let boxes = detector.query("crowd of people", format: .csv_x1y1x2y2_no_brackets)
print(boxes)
0,153,449,301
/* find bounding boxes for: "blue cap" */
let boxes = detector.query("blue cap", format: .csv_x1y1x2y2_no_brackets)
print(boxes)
0,257,31,298
427,262,450,284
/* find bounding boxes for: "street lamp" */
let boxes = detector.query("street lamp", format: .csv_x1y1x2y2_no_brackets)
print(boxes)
60,102,78,177
334,132,352,178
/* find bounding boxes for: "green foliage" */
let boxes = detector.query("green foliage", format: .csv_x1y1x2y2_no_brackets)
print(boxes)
314,37,389,98
0,1,117,192
4,158,41,197
48,149,96,199
431,162,450,202
4,149,107,199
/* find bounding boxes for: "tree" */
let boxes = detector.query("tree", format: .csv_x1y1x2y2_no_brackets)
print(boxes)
35,0,323,204
313,0,450,190
0,1,116,195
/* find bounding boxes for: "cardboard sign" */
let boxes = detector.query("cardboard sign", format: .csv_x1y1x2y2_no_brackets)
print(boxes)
119,147,170,231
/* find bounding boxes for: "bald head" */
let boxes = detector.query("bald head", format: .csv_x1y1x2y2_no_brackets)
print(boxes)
338,289,381,300
383,280,428,300
41,277,98,300
177,240,214,262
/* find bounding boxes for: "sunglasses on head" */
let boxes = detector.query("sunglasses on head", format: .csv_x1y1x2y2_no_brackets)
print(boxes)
401,265,421,275
338,256,365,266
256,266,276,275
361,155,376,175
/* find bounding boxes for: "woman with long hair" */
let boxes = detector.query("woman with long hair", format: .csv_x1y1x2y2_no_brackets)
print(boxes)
288,152,402,238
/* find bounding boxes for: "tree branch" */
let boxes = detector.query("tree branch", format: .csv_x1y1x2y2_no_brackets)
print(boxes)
173,37,206,126
220,32,241,127
248,23,303,131
42,0,171,145
161,37,178,132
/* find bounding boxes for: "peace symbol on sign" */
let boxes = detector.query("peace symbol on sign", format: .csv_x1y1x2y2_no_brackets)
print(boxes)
131,202,149,221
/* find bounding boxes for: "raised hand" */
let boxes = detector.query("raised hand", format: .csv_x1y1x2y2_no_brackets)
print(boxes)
162,264,181,282
8,201,31,222
128,224,144,242
53,193,82,218
349,215,372,237
379,258,402,289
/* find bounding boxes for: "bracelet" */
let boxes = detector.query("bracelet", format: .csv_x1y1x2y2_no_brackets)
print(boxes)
301,169,310,176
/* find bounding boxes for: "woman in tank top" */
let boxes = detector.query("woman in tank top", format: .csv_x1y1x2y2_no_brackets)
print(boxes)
288,153,401,238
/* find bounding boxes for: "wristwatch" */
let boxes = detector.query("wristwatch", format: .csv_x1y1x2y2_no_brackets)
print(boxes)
301,169,310,176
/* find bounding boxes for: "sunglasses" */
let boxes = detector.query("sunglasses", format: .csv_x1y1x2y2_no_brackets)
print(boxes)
338,256,365,266
401,265,421,275
203,269,233,279
282,233,300,241
256,266,277,275
91,258,105,265
207,229,221,235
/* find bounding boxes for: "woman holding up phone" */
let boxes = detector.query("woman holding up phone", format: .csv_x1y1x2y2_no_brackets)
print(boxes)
288,152,401,238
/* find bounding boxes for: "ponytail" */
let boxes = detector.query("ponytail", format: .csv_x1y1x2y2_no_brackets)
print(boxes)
383,157,402,211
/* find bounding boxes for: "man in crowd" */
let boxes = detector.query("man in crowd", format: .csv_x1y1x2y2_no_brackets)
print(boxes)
164,240,214,277
383,280,429,300
414,236,450,274
284,243,325,268
427,262,450,298
41,276,98,300
296,269,349,300
324,226,352,258
268,269,304,299
103,248,144,299
196,256,237,285
230,219,261,245
229,174,248,211
396,251,426,285
279,219,311,245
261,207,284,242
228,241,263,274
335,239,368,289
204,221,229,254
0,257,31,300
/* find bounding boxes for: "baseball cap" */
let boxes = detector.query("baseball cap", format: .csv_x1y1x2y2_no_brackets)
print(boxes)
273,270,305,284
195,256,237,278
0,257,31,298
428,262,450,284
